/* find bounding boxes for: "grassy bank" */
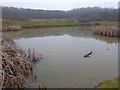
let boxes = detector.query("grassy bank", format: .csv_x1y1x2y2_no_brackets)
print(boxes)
96,77,119,88
3,19,118,28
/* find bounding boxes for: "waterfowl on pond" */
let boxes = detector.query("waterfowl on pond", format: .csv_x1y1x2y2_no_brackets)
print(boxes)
84,51,93,58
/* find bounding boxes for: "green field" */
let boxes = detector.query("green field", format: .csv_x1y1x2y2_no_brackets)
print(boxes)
3,19,118,27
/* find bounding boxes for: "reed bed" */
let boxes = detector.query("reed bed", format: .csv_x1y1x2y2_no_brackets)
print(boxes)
0,58,4,90
93,25,119,37
0,35,47,89
1,35,32,88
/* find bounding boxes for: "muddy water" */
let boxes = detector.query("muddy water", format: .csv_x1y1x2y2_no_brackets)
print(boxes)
7,27,118,88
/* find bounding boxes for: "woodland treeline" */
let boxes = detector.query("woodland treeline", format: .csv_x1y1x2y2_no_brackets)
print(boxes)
2,6,119,21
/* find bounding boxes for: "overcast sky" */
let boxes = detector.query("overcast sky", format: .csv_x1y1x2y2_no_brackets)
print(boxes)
0,0,119,11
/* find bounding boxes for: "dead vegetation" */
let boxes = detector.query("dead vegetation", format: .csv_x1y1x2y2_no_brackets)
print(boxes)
0,34,47,89
93,25,119,37
2,25,23,32
1,34,32,88
0,59,4,90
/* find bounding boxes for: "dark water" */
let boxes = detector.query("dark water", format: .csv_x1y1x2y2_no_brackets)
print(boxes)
7,26,118,88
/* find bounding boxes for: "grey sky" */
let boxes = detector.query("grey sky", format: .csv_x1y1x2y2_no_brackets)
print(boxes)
0,0,119,11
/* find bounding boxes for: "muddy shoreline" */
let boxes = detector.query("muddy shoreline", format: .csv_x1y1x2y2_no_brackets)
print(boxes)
22,24,98,28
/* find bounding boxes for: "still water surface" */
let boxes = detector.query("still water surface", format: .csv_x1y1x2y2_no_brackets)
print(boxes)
8,27,118,88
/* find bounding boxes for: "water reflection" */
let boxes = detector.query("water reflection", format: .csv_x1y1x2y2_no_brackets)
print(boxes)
94,35,118,44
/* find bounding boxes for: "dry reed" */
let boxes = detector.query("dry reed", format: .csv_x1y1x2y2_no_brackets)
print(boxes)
2,25,23,32
93,25,119,37
1,34,32,88
0,34,47,89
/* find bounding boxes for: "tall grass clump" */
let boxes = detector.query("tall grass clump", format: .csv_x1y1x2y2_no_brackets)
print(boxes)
93,25,119,37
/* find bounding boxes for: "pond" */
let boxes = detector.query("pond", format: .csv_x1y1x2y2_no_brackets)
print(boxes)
7,26,118,88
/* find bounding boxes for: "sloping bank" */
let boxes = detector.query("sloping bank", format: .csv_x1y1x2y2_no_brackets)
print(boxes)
0,34,32,88
95,77,119,88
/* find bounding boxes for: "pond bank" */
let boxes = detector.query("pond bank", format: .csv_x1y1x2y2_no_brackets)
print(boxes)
95,77,119,88
22,24,98,28
3,19,118,29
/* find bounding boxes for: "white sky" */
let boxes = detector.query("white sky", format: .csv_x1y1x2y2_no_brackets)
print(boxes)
0,0,119,10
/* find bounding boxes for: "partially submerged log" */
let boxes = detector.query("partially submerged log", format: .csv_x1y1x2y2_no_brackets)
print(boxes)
93,25,119,37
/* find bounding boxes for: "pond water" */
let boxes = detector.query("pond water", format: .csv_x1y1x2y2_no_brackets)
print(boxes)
7,26,118,88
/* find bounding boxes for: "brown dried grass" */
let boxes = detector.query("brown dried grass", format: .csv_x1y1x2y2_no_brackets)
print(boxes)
2,26,23,32
1,35,32,88
93,25,120,37
0,35,47,89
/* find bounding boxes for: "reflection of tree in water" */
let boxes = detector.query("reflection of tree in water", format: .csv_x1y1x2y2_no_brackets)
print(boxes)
94,35,118,44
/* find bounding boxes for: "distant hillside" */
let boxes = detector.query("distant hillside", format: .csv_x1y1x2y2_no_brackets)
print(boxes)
2,6,118,21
